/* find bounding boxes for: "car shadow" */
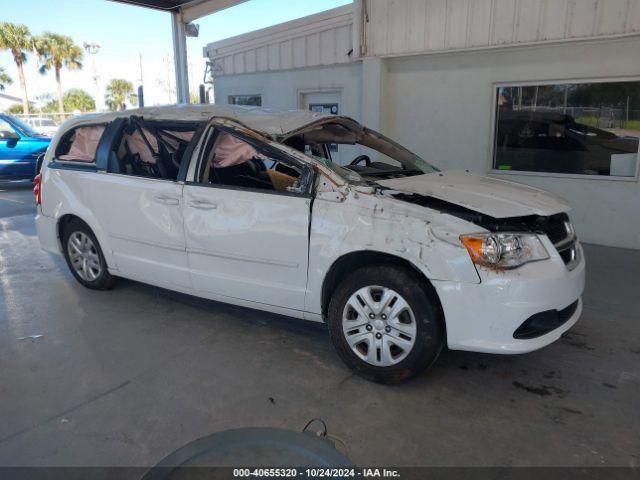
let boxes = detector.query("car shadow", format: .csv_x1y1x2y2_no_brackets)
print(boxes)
104,278,523,383
115,277,331,341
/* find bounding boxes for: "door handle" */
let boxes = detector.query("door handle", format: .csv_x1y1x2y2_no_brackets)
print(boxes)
189,200,218,210
154,195,180,206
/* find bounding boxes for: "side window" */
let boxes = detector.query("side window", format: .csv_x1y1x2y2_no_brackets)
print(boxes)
196,130,305,194
110,119,199,181
55,125,107,163
0,118,18,139
228,95,262,106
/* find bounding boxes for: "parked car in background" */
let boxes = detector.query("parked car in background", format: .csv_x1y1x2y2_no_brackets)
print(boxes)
0,113,51,181
495,110,640,176
35,105,585,384
26,116,59,137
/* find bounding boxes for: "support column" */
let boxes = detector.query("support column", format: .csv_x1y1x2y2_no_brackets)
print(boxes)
361,57,386,131
172,11,190,105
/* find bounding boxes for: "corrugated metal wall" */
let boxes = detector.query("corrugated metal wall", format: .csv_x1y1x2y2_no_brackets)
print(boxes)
205,6,354,77
364,0,640,56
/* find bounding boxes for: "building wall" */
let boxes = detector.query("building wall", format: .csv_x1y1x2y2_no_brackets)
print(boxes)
382,36,640,249
364,0,640,57
205,2,640,249
213,62,363,120
205,5,355,77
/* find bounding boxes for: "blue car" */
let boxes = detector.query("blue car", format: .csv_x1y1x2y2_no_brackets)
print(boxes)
0,113,51,181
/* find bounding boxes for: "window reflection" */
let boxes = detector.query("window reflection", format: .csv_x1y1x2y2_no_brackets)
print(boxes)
494,81,640,177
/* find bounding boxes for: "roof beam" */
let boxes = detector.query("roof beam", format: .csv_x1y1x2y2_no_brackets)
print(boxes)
109,0,181,11
108,0,248,18
180,0,249,22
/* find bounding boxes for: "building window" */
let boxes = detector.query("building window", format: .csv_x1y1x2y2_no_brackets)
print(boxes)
494,80,640,178
228,95,262,107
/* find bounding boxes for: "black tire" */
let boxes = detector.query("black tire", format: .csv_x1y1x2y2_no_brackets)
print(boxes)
327,264,444,384
62,219,117,290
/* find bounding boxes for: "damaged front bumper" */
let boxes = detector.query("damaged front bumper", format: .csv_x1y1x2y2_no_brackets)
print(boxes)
433,239,586,354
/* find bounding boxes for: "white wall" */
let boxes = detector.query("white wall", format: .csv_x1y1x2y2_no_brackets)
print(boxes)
382,36,640,249
205,5,355,77
213,62,363,120
364,0,640,57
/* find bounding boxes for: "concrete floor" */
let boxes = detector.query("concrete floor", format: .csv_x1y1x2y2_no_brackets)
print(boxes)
0,181,638,468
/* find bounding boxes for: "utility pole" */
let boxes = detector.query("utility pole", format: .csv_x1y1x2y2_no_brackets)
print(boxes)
189,61,195,104
626,96,630,129
166,54,173,104
138,53,144,89
138,52,144,108
83,42,101,112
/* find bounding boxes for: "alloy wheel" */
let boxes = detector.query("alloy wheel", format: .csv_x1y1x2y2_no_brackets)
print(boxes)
67,231,102,282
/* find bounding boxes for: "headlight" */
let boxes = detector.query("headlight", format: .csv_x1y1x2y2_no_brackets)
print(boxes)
460,233,549,269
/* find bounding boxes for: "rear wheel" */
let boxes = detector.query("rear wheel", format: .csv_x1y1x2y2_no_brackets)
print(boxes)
327,265,443,384
62,219,117,290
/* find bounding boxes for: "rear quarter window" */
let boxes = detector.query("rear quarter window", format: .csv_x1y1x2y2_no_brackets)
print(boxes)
55,124,108,163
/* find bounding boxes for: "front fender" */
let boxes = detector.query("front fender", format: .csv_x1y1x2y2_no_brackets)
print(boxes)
305,188,480,314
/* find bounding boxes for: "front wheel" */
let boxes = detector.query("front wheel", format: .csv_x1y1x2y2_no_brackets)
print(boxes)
62,219,117,290
327,265,444,384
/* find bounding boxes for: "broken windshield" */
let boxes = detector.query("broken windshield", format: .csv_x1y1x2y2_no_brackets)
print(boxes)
282,122,438,182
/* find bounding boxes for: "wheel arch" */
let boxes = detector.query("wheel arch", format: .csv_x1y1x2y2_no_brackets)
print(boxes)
56,213,115,270
57,214,90,243
320,250,445,331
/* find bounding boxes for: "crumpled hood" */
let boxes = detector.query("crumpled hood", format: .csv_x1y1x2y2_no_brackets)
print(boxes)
376,170,571,218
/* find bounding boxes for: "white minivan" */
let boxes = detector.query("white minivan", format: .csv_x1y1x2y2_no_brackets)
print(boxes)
35,105,585,383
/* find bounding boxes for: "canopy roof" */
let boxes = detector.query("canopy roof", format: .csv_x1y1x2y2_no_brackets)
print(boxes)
110,0,189,10
109,0,249,21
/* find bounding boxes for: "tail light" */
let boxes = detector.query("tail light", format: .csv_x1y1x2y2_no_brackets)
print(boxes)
33,174,42,206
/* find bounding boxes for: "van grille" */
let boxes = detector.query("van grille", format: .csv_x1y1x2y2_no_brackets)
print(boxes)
535,213,579,270
391,194,579,270
535,213,571,245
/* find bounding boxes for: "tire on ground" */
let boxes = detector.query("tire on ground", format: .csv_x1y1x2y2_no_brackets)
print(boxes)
62,218,117,290
327,264,444,384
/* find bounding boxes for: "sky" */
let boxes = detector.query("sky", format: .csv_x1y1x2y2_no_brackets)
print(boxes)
0,0,351,109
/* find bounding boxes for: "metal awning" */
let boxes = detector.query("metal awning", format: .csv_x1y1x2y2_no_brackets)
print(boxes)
108,0,249,103
110,0,247,21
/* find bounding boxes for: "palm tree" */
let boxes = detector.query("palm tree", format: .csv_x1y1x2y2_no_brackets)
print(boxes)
105,79,135,111
0,22,33,114
0,66,12,91
35,32,83,114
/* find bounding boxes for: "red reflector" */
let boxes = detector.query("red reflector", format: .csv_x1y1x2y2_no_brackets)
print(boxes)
33,174,41,206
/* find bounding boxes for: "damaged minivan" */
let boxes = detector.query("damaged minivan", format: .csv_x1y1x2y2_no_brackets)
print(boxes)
35,105,585,383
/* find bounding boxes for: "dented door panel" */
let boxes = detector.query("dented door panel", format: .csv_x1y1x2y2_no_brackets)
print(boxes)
89,174,190,288
183,185,311,310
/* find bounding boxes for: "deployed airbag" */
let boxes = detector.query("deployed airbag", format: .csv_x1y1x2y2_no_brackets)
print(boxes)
124,128,195,165
212,132,261,168
59,126,106,162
